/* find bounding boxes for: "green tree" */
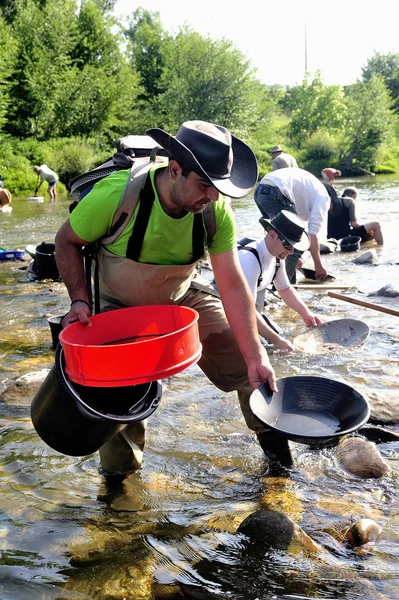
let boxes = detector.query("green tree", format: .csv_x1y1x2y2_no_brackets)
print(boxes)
341,75,396,172
6,0,78,138
284,72,346,147
155,26,268,136
0,15,17,130
362,52,399,113
126,8,168,102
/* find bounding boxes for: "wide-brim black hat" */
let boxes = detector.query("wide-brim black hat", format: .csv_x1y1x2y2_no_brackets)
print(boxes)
260,210,310,252
146,120,258,199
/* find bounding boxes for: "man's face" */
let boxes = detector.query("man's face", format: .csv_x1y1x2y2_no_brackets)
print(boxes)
170,169,220,214
269,230,294,259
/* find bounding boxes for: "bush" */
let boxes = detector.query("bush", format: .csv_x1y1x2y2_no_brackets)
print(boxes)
373,164,397,174
299,130,341,177
0,136,111,195
45,138,110,189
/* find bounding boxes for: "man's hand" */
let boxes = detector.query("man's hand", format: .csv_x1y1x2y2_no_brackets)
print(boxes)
247,353,278,393
274,337,296,352
296,258,304,270
61,301,92,328
303,313,322,327
314,264,328,280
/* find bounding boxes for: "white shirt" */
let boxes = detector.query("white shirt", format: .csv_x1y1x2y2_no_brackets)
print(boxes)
39,164,58,183
238,238,290,312
260,167,329,238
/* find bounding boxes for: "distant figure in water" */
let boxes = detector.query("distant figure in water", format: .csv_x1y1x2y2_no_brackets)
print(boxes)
341,186,358,201
271,146,298,170
321,167,341,183
328,190,384,245
0,188,12,212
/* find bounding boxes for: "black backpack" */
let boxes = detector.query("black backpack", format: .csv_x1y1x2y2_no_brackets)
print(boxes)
69,135,169,201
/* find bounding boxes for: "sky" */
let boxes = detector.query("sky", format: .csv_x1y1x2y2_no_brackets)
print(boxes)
113,0,399,87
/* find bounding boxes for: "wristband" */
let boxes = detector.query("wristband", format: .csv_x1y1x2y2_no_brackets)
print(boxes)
70,299,91,310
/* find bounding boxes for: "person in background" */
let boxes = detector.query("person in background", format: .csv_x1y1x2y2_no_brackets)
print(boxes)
0,189,12,212
328,191,384,244
254,167,330,283
33,164,58,202
271,146,298,170
238,211,322,351
0,175,5,189
55,120,281,477
321,167,341,183
341,186,358,200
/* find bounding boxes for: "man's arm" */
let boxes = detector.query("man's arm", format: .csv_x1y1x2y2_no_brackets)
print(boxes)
308,233,327,280
256,311,296,350
211,248,277,392
278,286,322,327
55,220,92,327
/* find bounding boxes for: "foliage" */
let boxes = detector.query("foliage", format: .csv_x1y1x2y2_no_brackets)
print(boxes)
340,75,396,172
0,15,17,129
126,8,168,101
298,130,341,176
0,0,399,181
43,137,110,187
284,72,347,147
362,52,399,113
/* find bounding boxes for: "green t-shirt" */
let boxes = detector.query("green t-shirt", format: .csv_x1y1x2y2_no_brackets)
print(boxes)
70,165,236,265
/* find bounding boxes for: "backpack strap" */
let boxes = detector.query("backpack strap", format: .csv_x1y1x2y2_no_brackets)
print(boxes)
238,245,263,287
202,203,216,248
101,157,165,245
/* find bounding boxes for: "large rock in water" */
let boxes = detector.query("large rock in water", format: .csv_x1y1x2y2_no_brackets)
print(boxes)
237,508,325,555
367,389,399,424
351,250,379,265
368,284,399,298
335,435,390,479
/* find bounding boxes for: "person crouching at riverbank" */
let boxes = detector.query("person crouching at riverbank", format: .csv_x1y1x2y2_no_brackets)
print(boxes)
0,189,12,213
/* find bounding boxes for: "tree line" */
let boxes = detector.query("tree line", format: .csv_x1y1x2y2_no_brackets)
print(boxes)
1,0,399,194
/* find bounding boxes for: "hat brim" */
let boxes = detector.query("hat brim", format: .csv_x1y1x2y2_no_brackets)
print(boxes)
260,217,310,252
145,128,258,199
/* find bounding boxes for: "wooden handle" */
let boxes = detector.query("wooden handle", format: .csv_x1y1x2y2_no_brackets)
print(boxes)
327,292,399,317
294,284,353,290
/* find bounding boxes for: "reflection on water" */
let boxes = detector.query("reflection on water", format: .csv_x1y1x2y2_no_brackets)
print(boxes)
0,178,398,599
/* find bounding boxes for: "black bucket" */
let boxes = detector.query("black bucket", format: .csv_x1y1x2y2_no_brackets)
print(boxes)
47,315,64,348
31,344,162,456
339,236,361,252
35,242,60,280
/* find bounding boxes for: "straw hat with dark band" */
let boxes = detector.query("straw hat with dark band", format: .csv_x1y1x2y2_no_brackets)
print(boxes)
146,120,258,199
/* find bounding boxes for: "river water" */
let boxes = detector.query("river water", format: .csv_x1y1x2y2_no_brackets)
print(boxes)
0,176,398,599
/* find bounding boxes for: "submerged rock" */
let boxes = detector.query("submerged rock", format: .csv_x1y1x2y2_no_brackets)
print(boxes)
15,369,50,387
237,508,326,557
335,435,390,479
351,250,379,265
344,518,383,553
368,284,399,298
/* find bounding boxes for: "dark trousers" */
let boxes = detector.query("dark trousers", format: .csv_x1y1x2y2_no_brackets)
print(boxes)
254,183,302,284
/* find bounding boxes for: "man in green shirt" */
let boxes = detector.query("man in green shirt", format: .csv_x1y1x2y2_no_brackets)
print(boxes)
55,120,283,477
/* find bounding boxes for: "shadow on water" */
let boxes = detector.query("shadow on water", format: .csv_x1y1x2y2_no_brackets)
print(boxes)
0,185,398,598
